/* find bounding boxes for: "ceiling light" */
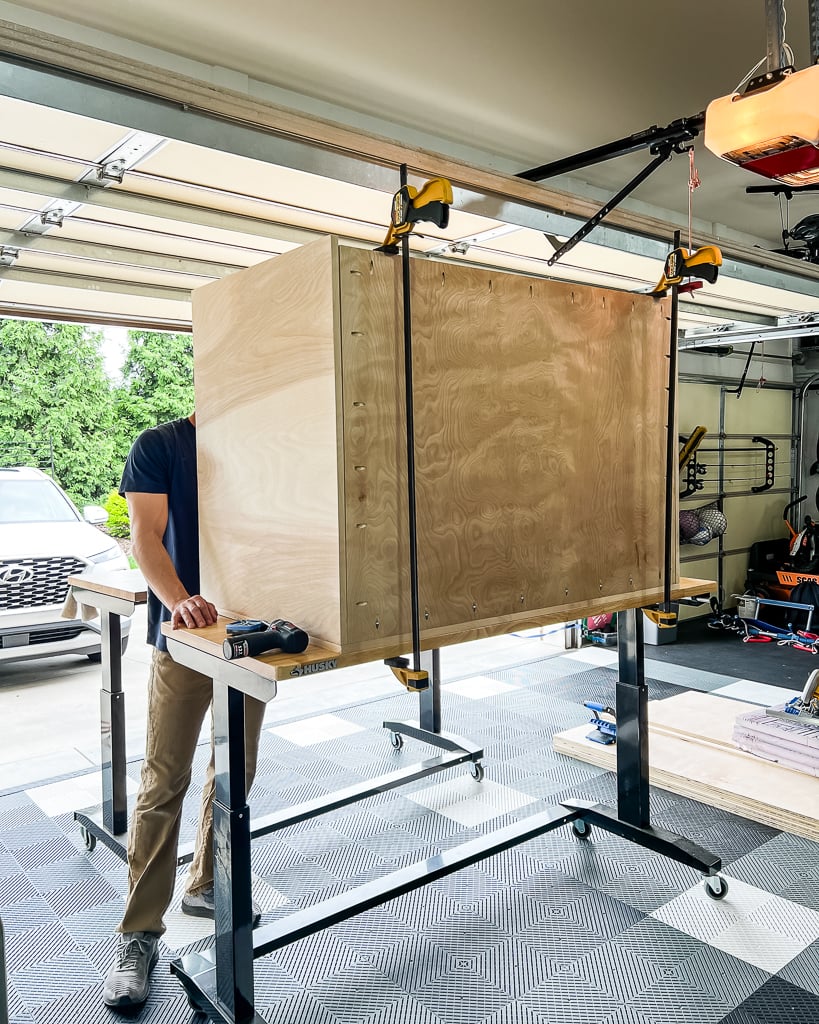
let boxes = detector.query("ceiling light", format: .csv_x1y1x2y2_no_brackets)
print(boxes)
704,65,819,186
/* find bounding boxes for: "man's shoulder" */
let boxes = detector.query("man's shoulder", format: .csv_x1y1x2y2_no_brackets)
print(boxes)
121,418,194,495
134,418,192,452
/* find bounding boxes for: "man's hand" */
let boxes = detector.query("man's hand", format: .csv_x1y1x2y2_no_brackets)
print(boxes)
171,594,218,629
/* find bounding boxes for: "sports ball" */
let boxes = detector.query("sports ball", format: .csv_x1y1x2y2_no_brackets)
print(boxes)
699,505,727,536
679,510,701,540
689,525,713,546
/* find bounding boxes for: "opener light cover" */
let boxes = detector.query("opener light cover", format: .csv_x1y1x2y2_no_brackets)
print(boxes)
704,64,819,186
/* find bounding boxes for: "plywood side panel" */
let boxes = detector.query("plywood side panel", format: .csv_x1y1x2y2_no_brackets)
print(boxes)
193,236,344,646
340,247,673,650
338,248,408,643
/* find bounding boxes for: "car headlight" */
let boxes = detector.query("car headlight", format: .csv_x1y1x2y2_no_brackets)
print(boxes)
89,545,124,564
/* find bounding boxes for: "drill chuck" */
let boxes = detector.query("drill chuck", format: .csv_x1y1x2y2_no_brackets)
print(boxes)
222,619,309,660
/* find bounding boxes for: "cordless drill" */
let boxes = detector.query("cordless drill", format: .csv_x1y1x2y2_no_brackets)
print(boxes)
222,618,309,660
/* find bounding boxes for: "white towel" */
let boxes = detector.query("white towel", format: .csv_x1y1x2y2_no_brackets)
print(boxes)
61,590,98,623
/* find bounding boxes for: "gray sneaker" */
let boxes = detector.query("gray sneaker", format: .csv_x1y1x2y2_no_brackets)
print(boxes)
103,931,159,1009
181,884,262,928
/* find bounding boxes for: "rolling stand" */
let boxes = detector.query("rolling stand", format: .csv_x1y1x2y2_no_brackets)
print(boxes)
166,596,725,1024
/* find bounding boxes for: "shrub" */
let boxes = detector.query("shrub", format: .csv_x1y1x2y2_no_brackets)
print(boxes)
103,490,130,538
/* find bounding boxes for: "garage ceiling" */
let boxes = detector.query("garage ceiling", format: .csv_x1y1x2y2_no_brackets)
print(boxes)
0,0,817,330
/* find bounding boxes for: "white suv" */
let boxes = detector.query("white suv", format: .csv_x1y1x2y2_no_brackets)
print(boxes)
0,467,131,665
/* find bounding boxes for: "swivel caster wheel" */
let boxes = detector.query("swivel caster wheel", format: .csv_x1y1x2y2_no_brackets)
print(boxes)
571,819,591,841
469,761,484,782
703,874,729,900
187,993,207,1016
389,731,404,750
79,825,96,852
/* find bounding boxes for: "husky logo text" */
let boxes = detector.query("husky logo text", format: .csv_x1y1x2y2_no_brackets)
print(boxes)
290,659,337,677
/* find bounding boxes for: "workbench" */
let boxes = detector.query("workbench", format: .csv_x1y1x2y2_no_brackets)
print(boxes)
164,578,723,1024
67,568,146,858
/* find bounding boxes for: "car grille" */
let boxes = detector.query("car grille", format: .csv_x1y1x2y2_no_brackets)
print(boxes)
0,556,87,610
1,625,86,648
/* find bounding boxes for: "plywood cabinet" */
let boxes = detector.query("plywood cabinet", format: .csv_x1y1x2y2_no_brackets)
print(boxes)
193,235,674,656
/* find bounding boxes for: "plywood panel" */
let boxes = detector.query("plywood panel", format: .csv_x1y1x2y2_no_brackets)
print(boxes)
195,236,678,656
554,691,819,841
339,247,673,651
338,248,408,645
194,236,345,646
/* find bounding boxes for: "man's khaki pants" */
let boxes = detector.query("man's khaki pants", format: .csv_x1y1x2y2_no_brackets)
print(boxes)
119,648,266,936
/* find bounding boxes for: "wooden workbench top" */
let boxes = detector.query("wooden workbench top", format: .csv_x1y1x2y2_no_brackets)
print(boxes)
69,567,148,604
161,578,715,683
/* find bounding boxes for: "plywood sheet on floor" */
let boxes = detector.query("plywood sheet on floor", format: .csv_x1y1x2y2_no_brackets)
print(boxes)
553,690,819,841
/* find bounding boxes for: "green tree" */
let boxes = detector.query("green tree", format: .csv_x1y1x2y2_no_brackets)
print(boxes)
114,330,194,458
0,319,118,503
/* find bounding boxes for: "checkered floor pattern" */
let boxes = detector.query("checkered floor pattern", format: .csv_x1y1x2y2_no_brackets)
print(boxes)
2,652,819,1023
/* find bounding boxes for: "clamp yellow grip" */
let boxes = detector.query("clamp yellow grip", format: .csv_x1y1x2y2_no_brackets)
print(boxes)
389,665,429,691
385,657,430,691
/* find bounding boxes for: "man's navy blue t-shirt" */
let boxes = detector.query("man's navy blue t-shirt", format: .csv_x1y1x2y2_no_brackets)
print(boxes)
119,418,199,652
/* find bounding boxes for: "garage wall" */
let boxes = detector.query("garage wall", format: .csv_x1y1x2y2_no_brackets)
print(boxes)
678,380,794,614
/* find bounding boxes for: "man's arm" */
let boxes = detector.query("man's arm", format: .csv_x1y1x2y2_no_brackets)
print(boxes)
125,491,217,629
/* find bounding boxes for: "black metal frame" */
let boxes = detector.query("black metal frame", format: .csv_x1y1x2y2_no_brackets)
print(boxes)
71,584,141,859
167,603,721,1024
168,636,488,1022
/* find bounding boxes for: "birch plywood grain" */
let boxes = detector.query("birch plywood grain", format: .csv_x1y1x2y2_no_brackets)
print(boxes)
194,236,674,654
339,246,672,651
193,236,345,647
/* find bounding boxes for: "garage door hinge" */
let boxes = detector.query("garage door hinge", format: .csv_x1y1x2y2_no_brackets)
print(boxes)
96,160,126,185
40,209,65,227
0,246,19,266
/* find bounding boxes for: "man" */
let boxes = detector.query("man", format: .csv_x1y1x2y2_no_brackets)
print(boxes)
103,413,266,1011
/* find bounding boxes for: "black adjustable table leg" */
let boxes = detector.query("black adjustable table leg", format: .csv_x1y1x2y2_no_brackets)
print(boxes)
383,649,484,775
563,606,722,876
418,648,441,734
172,679,260,1023
99,610,128,835
75,603,132,856
615,607,650,828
